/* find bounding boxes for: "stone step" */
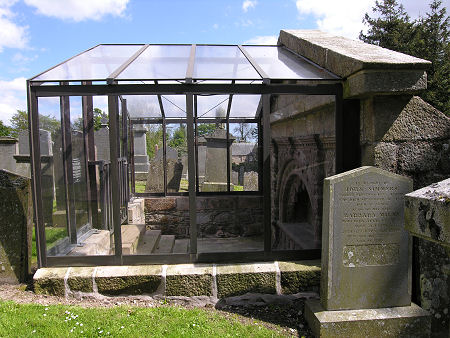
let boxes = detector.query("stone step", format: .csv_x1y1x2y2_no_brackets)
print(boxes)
173,238,189,253
153,235,175,253
121,224,146,255
136,230,161,255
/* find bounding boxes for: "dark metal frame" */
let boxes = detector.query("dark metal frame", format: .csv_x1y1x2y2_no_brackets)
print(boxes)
27,44,343,268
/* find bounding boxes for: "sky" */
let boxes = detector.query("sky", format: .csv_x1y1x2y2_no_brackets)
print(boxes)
0,0,446,125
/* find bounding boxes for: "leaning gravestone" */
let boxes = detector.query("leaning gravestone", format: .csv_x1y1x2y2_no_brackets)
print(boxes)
305,166,430,337
145,147,183,193
244,171,258,191
0,170,32,283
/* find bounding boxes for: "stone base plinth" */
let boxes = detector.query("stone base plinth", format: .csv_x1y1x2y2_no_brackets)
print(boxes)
201,182,234,192
305,299,430,338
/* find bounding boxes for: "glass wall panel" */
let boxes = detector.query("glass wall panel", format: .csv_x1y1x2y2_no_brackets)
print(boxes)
196,94,228,119
230,122,259,192
229,95,261,118
34,45,143,81
242,46,337,80
271,94,336,251
125,95,161,119
117,45,191,80
161,95,186,119
166,123,188,193
136,123,163,193
194,46,260,79
197,122,229,192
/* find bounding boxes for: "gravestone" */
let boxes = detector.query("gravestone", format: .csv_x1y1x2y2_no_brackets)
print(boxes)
145,146,183,193
0,170,32,283
94,118,110,162
232,171,238,186
244,171,258,191
305,166,430,337
197,136,206,183
204,129,234,183
71,131,88,228
133,124,149,173
0,137,18,173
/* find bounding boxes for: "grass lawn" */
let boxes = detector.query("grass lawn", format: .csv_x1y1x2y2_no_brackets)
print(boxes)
0,301,283,337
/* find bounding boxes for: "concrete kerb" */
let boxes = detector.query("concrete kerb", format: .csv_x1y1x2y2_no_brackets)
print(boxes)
33,260,321,300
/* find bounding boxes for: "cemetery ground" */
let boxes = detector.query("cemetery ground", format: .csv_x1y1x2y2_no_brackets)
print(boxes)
0,283,313,337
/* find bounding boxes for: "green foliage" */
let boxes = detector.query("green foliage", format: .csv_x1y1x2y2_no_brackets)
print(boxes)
197,123,217,136
9,110,60,137
168,124,187,156
360,0,449,115
0,121,12,137
72,108,108,132
146,124,163,159
0,301,283,337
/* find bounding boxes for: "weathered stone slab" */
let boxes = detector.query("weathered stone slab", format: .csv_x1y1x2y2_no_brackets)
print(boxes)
404,178,450,247
95,265,162,295
67,267,95,293
0,170,32,283
243,171,258,191
279,261,320,294
33,267,68,296
166,264,213,296
305,299,431,338
0,137,18,173
321,166,412,310
216,262,276,298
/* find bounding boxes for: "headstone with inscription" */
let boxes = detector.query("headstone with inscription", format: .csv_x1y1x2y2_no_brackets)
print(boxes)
305,166,430,337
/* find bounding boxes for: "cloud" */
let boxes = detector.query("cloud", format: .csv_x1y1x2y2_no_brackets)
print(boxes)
24,0,130,21
296,0,375,39
0,77,27,125
0,0,29,52
242,0,257,12
244,35,277,45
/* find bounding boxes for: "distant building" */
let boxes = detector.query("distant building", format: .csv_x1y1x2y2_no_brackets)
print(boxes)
231,143,257,164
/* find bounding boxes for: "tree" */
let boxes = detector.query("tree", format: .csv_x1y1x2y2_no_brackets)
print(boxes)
73,108,108,132
168,124,187,156
360,0,449,115
232,123,256,143
146,125,163,160
9,110,60,137
0,120,12,137
197,123,216,136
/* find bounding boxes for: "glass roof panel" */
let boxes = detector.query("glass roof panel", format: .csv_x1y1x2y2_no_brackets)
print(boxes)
229,95,261,118
193,46,261,80
117,45,191,80
242,46,337,80
34,45,143,81
196,95,229,118
124,95,161,118
161,95,186,118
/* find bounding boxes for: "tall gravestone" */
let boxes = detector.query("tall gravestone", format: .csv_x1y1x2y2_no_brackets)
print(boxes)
94,118,110,162
305,167,430,337
0,170,32,283
146,146,183,193
133,124,149,174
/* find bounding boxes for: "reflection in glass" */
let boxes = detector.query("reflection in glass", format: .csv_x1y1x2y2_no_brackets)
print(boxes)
194,46,260,79
34,45,143,81
243,46,337,80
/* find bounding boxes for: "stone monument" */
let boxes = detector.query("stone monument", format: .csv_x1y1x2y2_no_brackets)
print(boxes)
404,178,450,337
244,171,258,191
305,166,430,337
94,118,110,162
0,170,32,283
202,129,235,192
0,137,18,173
146,146,183,193
133,124,149,180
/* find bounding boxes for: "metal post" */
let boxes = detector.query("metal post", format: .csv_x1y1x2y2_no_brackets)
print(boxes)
186,94,197,257
262,94,271,253
28,83,47,267
60,86,77,245
129,123,136,195
162,119,167,196
226,119,231,192
194,95,199,192
108,95,122,263
82,84,96,227
335,84,344,174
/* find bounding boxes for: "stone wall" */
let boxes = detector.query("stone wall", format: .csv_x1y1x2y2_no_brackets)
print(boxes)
145,196,263,239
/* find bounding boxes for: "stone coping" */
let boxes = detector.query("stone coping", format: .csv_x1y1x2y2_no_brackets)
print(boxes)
33,260,320,298
279,30,430,78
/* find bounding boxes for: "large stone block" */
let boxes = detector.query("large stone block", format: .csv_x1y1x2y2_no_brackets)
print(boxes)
305,299,430,338
165,264,213,296
145,198,176,212
95,265,162,295
67,267,95,293
279,261,321,294
398,142,441,173
216,263,276,298
33,267,68,296
0,170,32,283
405,178,450,246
